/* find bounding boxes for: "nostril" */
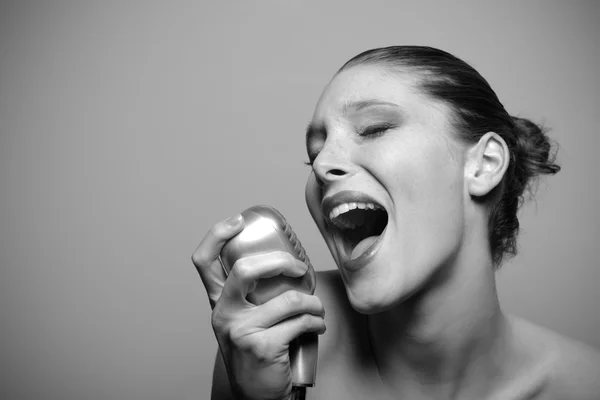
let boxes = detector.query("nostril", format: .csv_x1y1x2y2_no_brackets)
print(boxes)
328,169,346,176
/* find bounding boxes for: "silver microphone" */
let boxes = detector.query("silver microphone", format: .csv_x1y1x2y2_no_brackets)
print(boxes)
219,205,318,398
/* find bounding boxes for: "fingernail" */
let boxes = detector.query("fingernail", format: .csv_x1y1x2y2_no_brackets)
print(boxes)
227,213,243,226
297,260,309,275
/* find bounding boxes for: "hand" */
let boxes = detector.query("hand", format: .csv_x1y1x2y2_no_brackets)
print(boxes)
192,214,326,400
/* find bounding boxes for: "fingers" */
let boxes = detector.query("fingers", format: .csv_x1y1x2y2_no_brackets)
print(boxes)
192,214,244,272
219,306,326,366
267,313,327,345
191,214,245,304
251,291,324,329
221,252,309,302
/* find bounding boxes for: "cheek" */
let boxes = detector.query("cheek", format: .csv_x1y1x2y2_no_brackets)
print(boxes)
384,140,465,254
382,137,463,204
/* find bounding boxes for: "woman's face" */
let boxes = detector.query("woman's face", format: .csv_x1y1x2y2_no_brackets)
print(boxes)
305,65,468,313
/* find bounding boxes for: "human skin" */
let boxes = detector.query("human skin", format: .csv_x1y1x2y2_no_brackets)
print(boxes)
204,65,600,399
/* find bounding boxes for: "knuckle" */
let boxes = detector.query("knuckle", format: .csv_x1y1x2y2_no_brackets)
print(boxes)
283,290,303,308
231,259,252,281
299,313,312,327
191,250,207,268
302,314,324,333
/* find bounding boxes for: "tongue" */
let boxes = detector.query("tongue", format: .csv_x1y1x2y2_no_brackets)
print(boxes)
350,236,379,259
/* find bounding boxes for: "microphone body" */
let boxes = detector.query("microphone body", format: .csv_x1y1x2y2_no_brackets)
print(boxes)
219,205,318,390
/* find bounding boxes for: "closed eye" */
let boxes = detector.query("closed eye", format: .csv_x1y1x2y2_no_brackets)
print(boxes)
357,123,396,137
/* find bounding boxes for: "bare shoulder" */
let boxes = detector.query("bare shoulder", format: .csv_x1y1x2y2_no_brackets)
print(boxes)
508,315,600,399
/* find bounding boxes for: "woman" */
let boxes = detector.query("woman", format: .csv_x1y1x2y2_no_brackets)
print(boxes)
192,46,600,399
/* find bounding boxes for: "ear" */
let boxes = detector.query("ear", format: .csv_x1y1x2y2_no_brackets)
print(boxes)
465,132,510,197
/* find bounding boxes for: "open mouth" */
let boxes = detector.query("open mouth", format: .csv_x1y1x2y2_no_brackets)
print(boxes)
326,202,388,260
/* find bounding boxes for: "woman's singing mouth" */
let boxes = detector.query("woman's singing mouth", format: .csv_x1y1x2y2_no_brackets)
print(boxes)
322,191,389,263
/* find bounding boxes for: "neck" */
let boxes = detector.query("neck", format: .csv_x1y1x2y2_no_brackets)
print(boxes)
367,250,508,398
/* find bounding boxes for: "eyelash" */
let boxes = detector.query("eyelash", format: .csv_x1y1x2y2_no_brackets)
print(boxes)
304,124,395,166
357,123,395,137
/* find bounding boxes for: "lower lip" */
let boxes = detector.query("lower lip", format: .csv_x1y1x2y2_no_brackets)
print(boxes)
341,227,387,272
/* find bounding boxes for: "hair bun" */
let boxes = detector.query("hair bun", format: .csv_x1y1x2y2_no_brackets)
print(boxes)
510,116,561,197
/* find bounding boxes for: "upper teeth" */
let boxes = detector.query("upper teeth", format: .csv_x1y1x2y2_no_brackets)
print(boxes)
329,202,378,221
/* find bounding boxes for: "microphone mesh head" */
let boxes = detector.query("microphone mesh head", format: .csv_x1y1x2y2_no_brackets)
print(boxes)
281,217,312,270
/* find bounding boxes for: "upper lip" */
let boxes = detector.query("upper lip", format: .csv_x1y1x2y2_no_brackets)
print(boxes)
321,190,385,222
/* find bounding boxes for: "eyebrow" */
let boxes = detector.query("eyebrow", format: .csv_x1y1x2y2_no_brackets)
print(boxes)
306,99,401,141
341,99,400,114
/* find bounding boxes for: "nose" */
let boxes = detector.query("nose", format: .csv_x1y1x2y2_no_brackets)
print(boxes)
311,138,352,185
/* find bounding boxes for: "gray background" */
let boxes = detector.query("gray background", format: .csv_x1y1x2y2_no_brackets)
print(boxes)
1,1,598,399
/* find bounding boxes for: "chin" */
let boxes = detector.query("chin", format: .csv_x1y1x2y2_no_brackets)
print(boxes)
340,252,446,315
348,298,392,315
345,288,406,315
340,270,410,315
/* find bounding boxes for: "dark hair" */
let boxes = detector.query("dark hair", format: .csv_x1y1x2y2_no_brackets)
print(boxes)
340,46,560,267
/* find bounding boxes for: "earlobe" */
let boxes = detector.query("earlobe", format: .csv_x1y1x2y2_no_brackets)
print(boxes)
465,132,510,197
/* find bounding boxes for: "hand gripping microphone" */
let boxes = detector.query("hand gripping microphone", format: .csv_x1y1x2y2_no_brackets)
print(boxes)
219,205,318,400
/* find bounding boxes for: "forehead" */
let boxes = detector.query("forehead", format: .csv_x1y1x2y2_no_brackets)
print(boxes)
312,65,430,119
